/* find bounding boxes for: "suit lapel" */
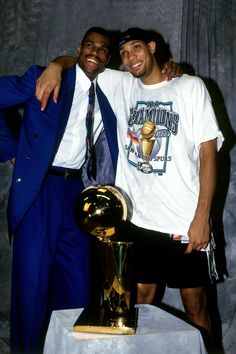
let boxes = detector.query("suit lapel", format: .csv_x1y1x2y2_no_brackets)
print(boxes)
96,83,118,171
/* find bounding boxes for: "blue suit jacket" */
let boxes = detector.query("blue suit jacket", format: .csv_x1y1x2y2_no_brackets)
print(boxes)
0,65,118,236
0,110,18,161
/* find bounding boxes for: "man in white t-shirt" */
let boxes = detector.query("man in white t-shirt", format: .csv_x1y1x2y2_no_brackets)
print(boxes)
36,28,223,345
101,28,223,344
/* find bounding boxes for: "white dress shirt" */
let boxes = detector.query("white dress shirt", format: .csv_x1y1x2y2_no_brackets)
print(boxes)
52,64,103,169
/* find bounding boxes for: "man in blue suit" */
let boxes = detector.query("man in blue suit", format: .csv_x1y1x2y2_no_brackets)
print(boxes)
0,27,118,354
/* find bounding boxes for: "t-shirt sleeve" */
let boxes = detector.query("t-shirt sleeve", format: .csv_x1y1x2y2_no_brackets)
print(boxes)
191,76,224,151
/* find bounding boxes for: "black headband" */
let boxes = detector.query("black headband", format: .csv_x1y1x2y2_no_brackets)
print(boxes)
118,28,151,48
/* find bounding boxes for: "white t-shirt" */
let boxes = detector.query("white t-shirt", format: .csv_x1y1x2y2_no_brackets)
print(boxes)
98,71,224,235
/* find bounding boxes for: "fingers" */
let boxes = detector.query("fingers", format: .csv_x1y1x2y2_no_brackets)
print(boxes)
161,63,169,75
35,78,43,101
36,82,59,111
184,239,209,254
53,85,60,104
162,60,183,81
35,63,62,110
167,62,179,81
41,89,52,111
185,241,193,254
161,61,175,81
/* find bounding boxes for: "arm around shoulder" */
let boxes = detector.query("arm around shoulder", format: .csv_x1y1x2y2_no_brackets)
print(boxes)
36,56,77,110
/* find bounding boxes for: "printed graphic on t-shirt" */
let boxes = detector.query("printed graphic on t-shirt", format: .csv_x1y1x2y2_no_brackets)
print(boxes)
126,100,179,174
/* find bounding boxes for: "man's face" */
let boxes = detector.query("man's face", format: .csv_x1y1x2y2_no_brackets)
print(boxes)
77,31,111,80
119,40,156,82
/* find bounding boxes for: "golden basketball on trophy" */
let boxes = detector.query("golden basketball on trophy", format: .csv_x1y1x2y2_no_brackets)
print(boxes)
74,185,127,241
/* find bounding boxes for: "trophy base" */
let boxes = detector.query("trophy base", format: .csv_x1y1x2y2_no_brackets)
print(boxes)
73,306,139,335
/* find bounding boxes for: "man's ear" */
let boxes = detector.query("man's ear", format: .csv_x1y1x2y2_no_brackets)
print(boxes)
148,41,156,54
76,45,81,55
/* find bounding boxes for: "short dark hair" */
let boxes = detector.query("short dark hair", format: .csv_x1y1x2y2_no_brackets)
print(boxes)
118,27,172,68
81,27,113,53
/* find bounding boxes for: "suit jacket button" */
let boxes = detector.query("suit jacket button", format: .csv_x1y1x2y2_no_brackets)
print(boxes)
16,178,22,183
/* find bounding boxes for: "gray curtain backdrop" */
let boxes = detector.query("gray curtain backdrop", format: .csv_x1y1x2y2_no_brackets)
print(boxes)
0,0,235,353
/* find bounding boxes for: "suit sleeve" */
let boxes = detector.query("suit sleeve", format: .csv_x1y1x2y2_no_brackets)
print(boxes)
0,110,18,162
0,65,45,162
0,65,44,108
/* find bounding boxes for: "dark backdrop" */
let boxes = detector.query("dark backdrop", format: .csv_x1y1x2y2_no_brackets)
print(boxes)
0,1,235,352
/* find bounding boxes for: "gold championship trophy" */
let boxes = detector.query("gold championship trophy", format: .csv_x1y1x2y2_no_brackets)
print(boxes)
73,186,138,334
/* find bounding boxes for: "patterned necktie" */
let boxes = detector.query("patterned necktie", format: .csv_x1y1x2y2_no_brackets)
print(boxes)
86,82,96,179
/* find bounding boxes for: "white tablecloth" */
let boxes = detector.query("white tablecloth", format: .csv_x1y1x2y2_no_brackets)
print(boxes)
43,304,207,354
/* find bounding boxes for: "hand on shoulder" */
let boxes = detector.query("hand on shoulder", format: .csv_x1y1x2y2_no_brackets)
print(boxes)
35,62,63,111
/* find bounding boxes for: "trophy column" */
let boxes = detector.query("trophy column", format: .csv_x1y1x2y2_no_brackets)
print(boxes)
100,241,134,314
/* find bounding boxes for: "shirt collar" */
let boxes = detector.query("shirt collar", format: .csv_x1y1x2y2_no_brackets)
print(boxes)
76,64,96,91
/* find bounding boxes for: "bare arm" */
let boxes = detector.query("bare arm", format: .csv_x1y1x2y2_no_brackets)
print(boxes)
185,138,217,254
36,56,183,110
36,56,77,110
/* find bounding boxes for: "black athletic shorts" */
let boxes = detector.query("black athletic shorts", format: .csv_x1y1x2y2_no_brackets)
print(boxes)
119,221,212,288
